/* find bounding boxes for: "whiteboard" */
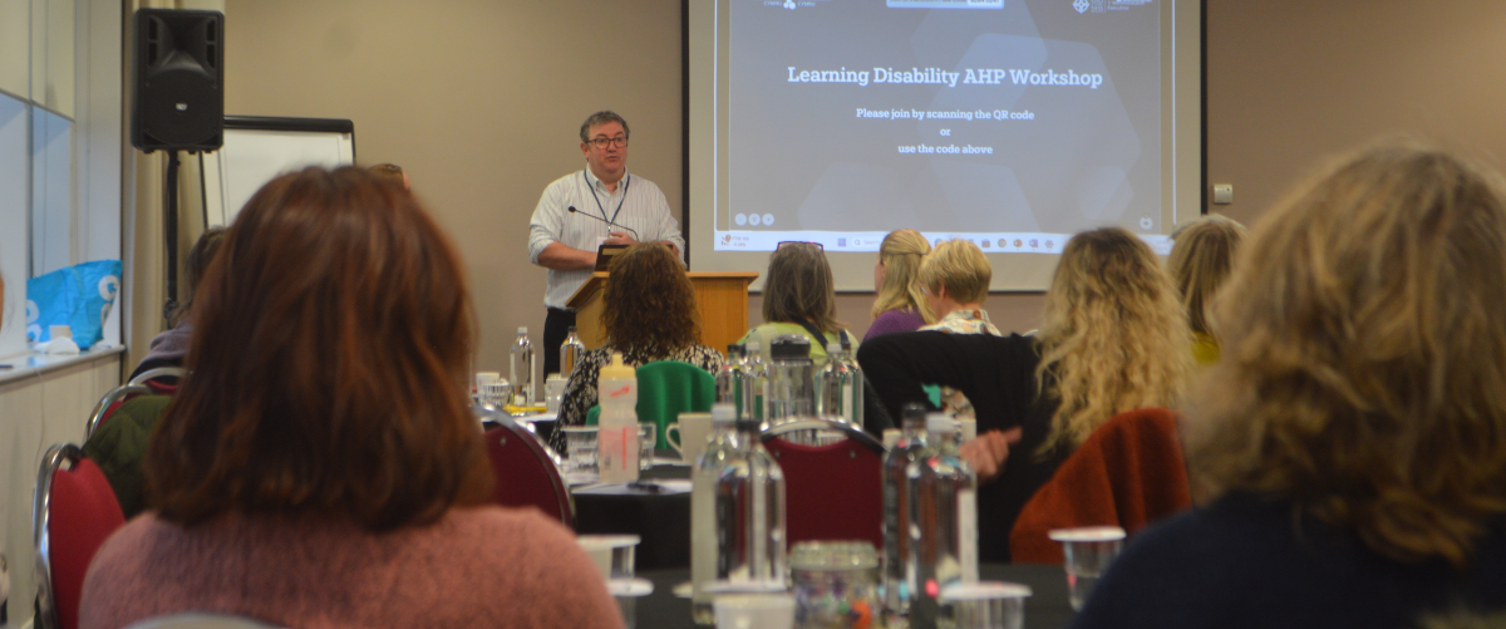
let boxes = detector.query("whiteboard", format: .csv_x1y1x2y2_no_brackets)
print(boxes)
201,116,355,227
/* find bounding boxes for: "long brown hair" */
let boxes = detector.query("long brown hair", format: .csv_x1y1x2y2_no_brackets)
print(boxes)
763,242,842,334
146,166,492,531
603,242,701,351
1168,215,1246,337
1036,227,1192,452
1188,141,1506,567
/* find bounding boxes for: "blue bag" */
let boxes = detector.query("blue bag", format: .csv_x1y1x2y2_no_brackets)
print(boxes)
25,260,122,350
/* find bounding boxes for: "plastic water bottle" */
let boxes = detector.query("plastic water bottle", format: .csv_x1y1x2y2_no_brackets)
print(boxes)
766,335,816,426
596,352,640,483
715,344,747,410
691,403,739,624
509,327,535,406
842,344,865,430
714,412,787,587
908,413,978,628
560,326,586,378
883,403,930,624
817,341,859,426
743,341,770,427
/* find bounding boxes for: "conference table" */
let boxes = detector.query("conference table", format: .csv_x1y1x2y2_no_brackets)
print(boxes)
629,564,1076,629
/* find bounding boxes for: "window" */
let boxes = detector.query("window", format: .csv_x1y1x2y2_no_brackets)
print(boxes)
0,0,121,358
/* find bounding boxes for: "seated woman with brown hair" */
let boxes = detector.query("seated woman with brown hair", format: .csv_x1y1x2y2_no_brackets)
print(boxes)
860,227,1192,562
1071,143,1506,628
80,167,623,629
1166,214,1246,364
552,241,723,453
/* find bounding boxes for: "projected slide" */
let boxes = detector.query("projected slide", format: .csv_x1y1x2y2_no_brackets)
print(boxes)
710,0,1167,256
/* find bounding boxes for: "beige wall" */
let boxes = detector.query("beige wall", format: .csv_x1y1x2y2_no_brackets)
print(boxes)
220,0,1506,363
1204,1,1506,228
223,0,684,375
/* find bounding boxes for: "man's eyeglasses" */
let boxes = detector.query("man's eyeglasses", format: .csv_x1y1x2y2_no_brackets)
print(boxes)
777,241,823,251
589,136,629,149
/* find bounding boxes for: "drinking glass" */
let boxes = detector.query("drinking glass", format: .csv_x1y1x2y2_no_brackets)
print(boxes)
1048,526,1125,611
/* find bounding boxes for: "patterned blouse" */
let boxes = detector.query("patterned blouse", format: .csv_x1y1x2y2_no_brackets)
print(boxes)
919,308,1000,421
551,342,724,453
920,308,1001,336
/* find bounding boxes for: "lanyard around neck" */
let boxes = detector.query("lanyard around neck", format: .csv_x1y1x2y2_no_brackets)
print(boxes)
583,171,630,227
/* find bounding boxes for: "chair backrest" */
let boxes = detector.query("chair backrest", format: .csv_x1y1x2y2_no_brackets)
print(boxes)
483,420,574,526
86,384,152,439
761,419,885,549
34,443,127,629
635,360,717,449
1008,407,1191,564
128,366,186,394
124,613,286,629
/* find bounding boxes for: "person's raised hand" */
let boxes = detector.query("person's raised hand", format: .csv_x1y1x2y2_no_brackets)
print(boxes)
959,427,1023,484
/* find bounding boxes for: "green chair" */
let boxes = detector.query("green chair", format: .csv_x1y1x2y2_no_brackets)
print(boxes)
585,360,717,449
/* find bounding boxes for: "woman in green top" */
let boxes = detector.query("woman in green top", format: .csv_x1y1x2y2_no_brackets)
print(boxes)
740,241,853,359
740,242,893,433
1168,214,1247,365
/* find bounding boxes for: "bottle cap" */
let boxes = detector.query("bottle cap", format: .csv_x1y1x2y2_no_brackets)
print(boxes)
518,326,528,334
599,352,635,380
746,341,761,354
770,335,811,360
926,412,953,434
568,325,577,333
726,343,744,358
711,403,736,425
827,342,842,354
902,403,929,427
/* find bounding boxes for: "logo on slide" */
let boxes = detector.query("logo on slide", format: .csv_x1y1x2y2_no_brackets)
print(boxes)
1139,216,1154,230
735,213,748,226
1073,0,1088,13
784,0,796,8
750,214,763,226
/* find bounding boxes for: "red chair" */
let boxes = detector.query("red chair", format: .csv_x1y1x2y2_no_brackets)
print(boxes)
129,366,185,395
483,419,574,526
1008,407,1192,564
33,443,127,629
85,384,151,439
762,419,885,549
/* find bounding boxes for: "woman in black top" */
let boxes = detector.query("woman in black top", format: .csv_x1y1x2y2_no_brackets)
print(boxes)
859,227,1191,563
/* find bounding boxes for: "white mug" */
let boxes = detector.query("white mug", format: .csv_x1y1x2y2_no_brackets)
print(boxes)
667,412,714,463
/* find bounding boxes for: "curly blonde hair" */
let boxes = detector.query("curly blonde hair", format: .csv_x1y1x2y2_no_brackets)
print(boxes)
603,243,701,351
871,229,934,322
1186,141,1506,568
1036,227,1192,452
1168,214,1246,337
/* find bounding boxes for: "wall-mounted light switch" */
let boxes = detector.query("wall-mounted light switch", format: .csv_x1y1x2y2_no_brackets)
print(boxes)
1212,184,1233,205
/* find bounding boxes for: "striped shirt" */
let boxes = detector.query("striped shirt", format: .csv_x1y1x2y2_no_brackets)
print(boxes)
528,169,686,308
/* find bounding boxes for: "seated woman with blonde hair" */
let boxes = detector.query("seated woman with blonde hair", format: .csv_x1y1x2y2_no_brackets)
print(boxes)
1167,214,1246,364
80,167,623,629
1071,143,1506,628
918,239,999,335
861,227,1191,562
552,241,722,453
865,229,933,341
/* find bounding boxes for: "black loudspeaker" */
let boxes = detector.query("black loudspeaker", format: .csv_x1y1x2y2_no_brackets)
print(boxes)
131,9,224,152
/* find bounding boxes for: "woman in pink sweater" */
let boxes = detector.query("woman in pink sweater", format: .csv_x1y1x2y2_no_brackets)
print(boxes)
80,167,623,629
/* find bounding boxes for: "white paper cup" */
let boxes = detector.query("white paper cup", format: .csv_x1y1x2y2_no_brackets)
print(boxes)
1048,526,1125,611
577,534,641,580
939,581,1031,629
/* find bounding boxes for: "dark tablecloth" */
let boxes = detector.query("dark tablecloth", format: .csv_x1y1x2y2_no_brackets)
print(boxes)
573,462,693,571
631,564,1075,629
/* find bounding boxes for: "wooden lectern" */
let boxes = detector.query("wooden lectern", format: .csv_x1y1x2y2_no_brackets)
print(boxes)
566,271,759,356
